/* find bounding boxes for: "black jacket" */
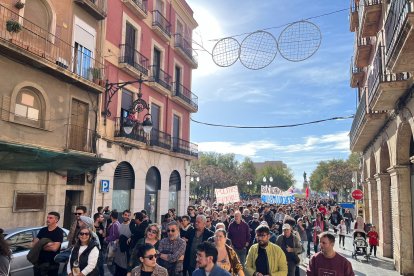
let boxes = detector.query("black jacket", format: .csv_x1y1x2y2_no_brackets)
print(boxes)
184,228,214,269
69,239,99,276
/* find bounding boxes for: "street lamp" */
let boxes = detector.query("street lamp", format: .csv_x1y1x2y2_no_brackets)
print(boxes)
102,74,153,135
262,176,273,184
247,180,253,186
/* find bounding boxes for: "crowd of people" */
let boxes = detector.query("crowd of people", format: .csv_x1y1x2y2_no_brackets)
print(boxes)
0,197,383,276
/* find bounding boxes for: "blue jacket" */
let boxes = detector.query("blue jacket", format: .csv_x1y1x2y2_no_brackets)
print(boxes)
192,265,231,276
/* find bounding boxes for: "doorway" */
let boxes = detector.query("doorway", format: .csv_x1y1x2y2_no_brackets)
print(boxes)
63,190,82,229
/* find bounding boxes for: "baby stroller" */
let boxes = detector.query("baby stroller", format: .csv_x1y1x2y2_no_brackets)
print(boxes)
352,230,370,261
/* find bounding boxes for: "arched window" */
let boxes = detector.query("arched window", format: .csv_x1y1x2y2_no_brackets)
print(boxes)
112,162,135,213
24,0,52,33
145,167,161,223
168,171,181,211
14,88,44,128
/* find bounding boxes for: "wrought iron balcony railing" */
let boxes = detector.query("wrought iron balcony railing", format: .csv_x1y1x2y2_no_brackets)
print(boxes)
114,117,147,144
149,65,172,90
67,124,96,153
172,82,198,110
0,4,105,87
350,0,359,32
124,0,148,16
174,33,198,65
350,91,367,145
119,44,149,75
152,10,171,38
74,0,107,20
358,0,383,37
384,0,411,63
172,137,198,157
150,128,171,150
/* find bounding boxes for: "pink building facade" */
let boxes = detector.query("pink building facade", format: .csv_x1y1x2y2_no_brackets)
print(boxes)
95,0,198,223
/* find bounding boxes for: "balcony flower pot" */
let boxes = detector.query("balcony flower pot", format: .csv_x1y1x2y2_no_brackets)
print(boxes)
6,20,22,33
15,1,25,9
88,67,102,83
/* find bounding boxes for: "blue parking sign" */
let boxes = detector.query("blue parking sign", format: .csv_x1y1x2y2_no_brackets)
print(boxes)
100,180,110,193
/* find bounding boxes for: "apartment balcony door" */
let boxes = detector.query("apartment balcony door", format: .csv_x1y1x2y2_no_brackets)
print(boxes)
125,23,136,66
151,103,160,142
69,99,88,151
175,66,181,95
172,114,180,150
153,48,161,81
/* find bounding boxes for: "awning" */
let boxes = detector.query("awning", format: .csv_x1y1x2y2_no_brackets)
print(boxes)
0,140,114,172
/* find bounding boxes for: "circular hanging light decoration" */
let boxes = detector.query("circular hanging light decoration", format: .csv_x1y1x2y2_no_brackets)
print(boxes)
239,30,278,70
211,37,240,67
277,20,322,62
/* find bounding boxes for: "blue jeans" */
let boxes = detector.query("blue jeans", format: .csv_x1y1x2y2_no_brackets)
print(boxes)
234,247,247,267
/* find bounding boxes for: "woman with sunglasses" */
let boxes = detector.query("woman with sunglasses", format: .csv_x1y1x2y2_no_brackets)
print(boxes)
67,226,99,276
128,224,160,274
214,229,244,276
130,244,168,276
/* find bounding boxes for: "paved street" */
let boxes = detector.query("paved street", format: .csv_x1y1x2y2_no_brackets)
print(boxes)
297,231,399,276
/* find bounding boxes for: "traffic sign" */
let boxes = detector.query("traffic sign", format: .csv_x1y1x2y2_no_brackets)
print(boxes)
100,180,110,193
351,189,363,200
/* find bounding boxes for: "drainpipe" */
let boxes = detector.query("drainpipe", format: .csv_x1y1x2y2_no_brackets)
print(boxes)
166,0,172,134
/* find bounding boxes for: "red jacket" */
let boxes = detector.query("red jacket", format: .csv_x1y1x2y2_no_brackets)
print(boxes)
367,231,379,246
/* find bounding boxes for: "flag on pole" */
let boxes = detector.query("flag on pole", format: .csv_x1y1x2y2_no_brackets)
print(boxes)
305,186,310,199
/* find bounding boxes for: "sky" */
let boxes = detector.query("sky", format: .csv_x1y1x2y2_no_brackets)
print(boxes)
186,0,356,185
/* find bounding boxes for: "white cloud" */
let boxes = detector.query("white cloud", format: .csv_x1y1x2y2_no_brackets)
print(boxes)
197,131,350,157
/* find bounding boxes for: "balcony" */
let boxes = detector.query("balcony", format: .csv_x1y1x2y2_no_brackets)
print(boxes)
172,137,198,158
122,0,147,19
350,0,359,32
74,0,107,20
0,4,105,93
350,91,388,152
66,124,96,153
385,0,414,72
172,82,198,112
350,59,365,88
119,44,149,77
114,117,147,145
174,34,198,68
149,129,171,151
354,36,373,67
148,65,172,95
367,46,410,111
359,0,382,37
152,10,171,42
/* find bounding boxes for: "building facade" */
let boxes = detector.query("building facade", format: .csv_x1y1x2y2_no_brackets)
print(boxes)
349,0,414,274
94,0,198,223
0,0,111,229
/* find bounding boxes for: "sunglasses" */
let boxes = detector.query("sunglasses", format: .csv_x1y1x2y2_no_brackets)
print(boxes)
74,213,83,216
167,229,176,233
148,229,158,234
79,232,90,236
143,254,158,260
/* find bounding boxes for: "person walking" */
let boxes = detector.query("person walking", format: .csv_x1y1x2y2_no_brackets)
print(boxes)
0,228,11,276
67,226,100,276
303,216,313,258
367,225,379,257
227,211,250,266
130,244,168,276
192,242,231,276
337,220,346,249
306,232,354,276
343,209,354,234
213,229,244,276
312,213,325,254
245,225,288,276
276,224,302,276
157,221,186,276
295,218,307,265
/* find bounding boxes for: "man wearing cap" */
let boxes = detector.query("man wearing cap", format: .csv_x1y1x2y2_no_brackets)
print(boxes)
276,224,302,276
246,225,287,276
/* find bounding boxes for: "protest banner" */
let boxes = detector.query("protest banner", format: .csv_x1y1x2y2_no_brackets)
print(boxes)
215,185,240,204
260,185,295,204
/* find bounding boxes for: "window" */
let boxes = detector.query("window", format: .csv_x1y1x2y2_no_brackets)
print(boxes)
75,42,92,80
14,88,43,128
175,65,182,94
